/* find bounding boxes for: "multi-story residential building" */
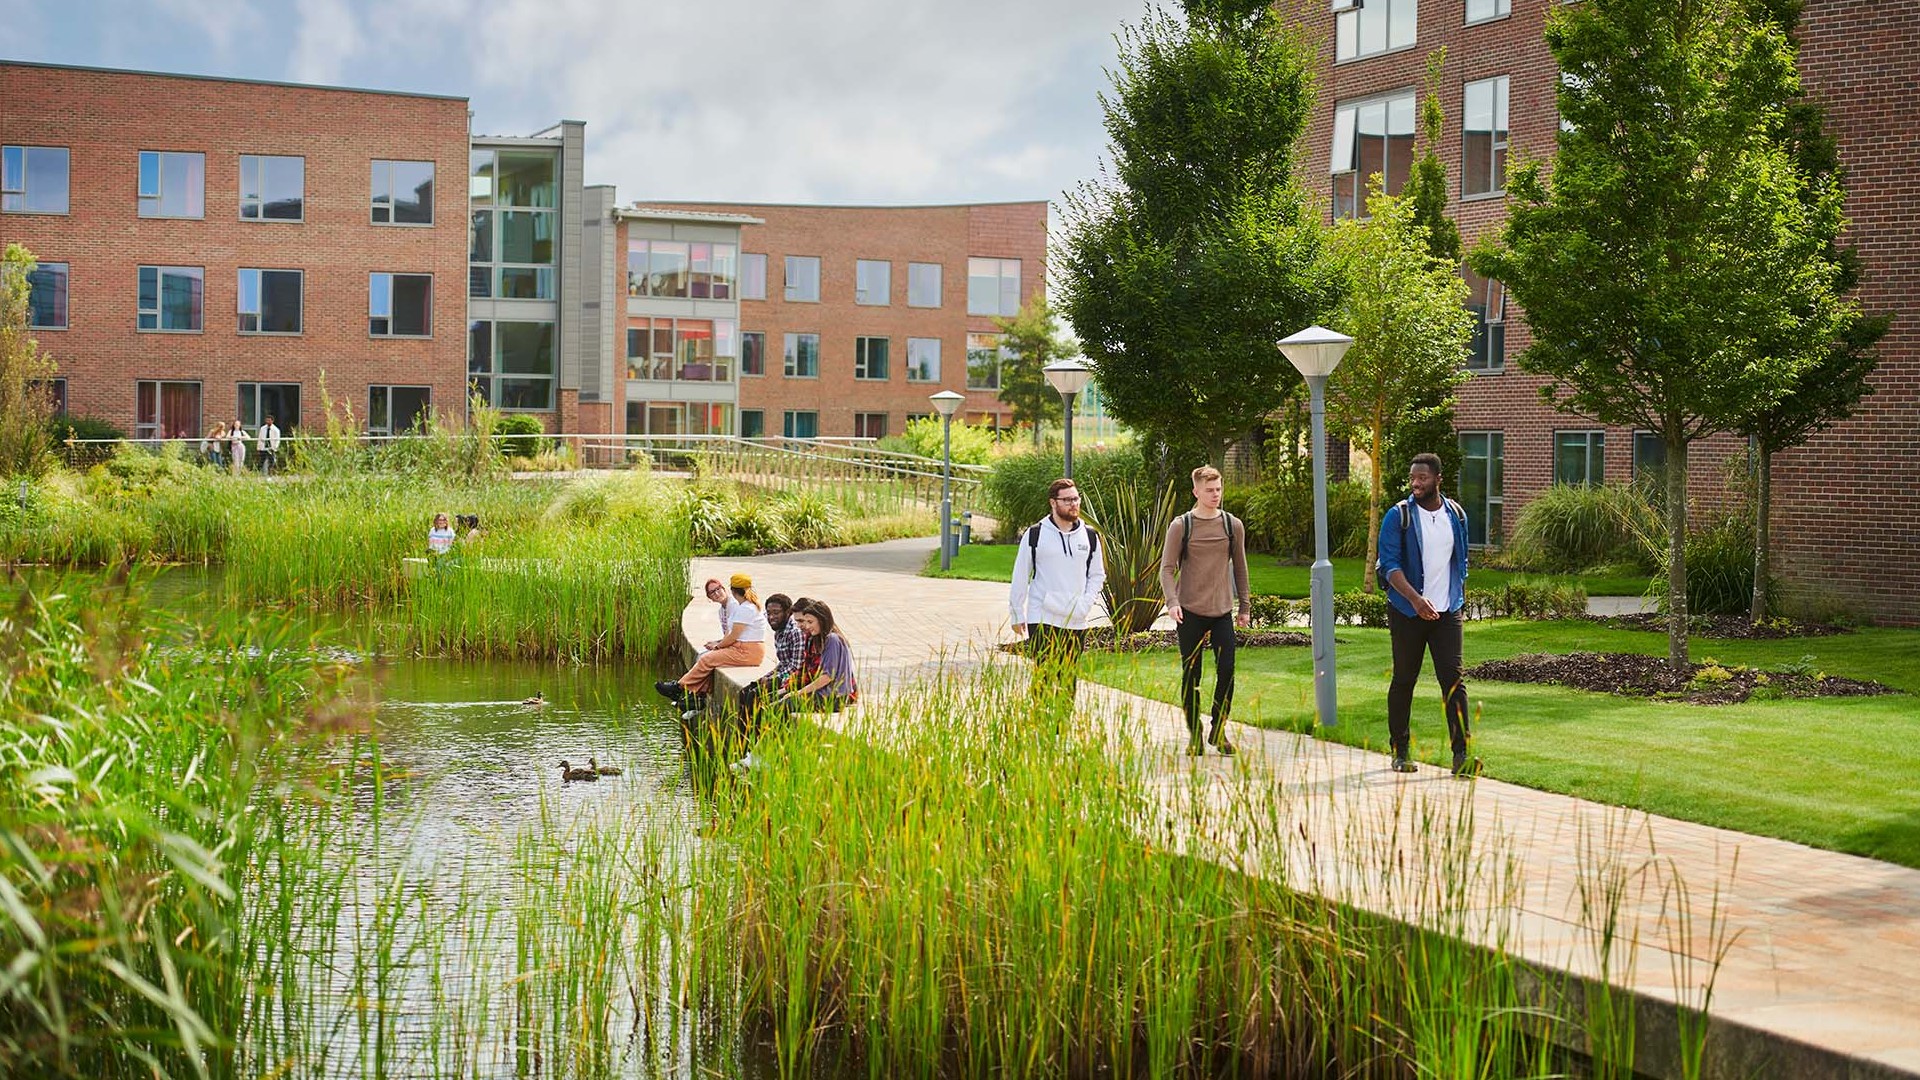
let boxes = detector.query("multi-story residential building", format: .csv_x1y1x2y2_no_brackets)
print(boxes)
1285,1,1920,624
631,201,1049,441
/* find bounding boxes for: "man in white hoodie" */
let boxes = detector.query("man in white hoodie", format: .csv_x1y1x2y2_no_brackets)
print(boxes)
1009,477,1106,708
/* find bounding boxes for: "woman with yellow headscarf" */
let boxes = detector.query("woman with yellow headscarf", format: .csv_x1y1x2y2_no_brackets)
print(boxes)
667,572,768,715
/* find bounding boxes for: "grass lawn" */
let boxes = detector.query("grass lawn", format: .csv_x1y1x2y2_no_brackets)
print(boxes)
928,543,1654,597
1078,620,1920,869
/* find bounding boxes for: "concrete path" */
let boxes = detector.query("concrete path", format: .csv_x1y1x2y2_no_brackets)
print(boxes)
686,536,1920,1079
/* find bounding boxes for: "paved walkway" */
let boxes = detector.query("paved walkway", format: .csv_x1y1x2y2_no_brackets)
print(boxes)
687,536,1920,1078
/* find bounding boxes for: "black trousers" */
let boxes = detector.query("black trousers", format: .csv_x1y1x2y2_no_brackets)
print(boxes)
1027,623,1086,707
1386,606,1471,755
1177,612,1236,734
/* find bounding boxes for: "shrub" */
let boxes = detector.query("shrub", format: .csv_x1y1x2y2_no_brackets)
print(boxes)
899,415,994,466
1081,475,1181,635
1239,476,1373,559
717,538,756,556
1508,483,1661,572
498,414,549,459
729,501,790,550
48,413,126,443
683,486,737,551
775,491,843,549
1680,512,1756,616
981,445,1145,537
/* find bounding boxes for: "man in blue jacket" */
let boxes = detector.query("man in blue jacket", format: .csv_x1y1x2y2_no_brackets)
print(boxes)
1375,453,1478,776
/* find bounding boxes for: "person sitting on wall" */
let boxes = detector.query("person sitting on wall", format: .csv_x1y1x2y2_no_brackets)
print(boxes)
768,598,858,713
736,592,806,720
669,574,768,719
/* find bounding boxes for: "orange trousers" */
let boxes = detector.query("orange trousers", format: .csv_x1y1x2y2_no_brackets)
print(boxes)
678,639,766,694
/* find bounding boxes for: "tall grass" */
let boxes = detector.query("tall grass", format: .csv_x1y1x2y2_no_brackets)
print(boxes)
1508,482,1664,572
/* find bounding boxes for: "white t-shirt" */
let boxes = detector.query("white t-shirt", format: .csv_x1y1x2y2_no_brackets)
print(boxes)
726,597,769,642
1417,504,1454,613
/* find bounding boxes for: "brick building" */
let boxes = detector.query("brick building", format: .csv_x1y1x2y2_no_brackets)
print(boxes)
1284,0,1920,624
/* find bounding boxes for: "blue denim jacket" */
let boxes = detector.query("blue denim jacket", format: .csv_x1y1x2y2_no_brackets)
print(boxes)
1376,496,1469,618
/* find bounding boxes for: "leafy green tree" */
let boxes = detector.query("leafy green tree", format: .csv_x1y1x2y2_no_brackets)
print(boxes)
1324,185,1474,590
1471,0,1857,667
1058,0,1335,471
0,243,58,478
994,299,1078,445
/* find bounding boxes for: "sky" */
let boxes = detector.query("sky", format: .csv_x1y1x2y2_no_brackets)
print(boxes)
2,0,1146,210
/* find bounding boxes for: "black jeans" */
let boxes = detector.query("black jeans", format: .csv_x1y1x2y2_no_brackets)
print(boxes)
1386,606,1471,756
1027,623,1086,709
1177,612,1236,735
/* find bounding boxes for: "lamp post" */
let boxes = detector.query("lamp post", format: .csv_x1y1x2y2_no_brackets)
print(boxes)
929,390,966,570
1043,358,1093,478
1278,325,1354,730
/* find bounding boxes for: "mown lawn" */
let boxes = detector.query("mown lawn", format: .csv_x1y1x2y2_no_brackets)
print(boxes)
1078,620,1920,869
929,543,1654,597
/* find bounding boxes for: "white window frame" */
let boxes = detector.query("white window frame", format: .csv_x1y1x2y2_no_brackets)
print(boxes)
855,259,891,306
907,261,942,308
784,256,821,303
2,145,70,215
1336,0,1417,63
370,272,434,338
237,268,304,335
1330,89,1418,221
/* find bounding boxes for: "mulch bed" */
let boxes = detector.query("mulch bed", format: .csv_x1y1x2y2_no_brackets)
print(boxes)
1590,613,1851,639
1466,651,1896,704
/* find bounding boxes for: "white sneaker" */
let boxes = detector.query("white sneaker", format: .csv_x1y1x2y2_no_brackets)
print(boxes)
681,708,701,722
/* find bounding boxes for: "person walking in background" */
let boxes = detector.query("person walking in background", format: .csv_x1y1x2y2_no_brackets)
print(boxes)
1009,477,1105,710
1377,452,1477,776
1159,465,1250,757
672,573,768,718
228,420,248,476
257,414,281,476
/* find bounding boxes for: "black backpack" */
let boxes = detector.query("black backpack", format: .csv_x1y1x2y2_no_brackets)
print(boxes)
1026,520,1100,579
1176,511,1237,566
1377,497,1462,590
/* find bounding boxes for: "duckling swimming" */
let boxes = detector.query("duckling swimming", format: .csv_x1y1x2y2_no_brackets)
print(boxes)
590,757,622,777
522,692,546,706
559,759,598,782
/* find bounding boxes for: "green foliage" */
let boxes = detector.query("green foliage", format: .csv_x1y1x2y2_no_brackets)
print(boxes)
1677,513,1759,617
1058,0,1335,465
47,414,125,443
497,413,549,459
0,243,57,478
1508,483,1663,573
899,415,994,466
993,299,1078,441
683,486,737,551
774,491,843,550
1400,49,1462,267
979,445,1146,537
1082,475,1182,635
717,538,756,557
1237,476,1373,559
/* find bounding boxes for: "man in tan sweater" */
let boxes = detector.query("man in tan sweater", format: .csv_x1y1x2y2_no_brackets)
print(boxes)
1159,465,1251,756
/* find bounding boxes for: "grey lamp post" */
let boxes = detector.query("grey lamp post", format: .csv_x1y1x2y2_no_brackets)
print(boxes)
1042,358,1093,478
929,390,966,570
1278,325,1354,730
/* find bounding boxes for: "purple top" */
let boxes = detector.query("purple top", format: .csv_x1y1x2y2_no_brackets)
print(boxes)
812,633,856,700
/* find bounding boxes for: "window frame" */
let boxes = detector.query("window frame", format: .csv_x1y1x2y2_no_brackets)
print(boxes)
237,381,302,432
1464,0,1511,25
137,265,205,333
33,377,68,417
782,410,819,440
371,158,436,227
135,379,203,442
741,331,766,377
1632,431,1667,479
468,319,557,411
907,261,942,308
784,256,821,303
1335,0,1418,64
26,261,69,330
740,409,765,438
366,385,433,436
1462,75,1511,199
137,150,206,219
854,335,891,381
966,332,1006,391
1553,429,1606,487
783,332,820,379
2,145,71,215
1464,266,1506,372
238,153,305,222
237,268,304,335
1457,430,1505,548
1330,88,1419,221
855,259,891,306
966,257,1021,317
906,337,942,383
740,253,768,300
369,272,434,338
854,412,888,440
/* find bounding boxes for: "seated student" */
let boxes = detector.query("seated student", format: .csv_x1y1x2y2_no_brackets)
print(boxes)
737,593,805,717
770,598,858,712
458,513,483,543
673,573,768,717
428,512,458,554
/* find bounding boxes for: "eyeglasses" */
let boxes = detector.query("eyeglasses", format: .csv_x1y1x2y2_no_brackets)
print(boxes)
1052,495,1082,504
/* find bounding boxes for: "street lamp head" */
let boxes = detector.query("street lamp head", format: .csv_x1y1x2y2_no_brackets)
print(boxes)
1278,325,1354,379
928,390,966,418
1042,357,1093,399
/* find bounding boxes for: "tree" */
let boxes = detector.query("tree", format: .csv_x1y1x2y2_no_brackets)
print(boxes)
0,243,58,478
1471,0,1857,668
1324,185,1475,590
994,299,1078,445
1058,0,1336,470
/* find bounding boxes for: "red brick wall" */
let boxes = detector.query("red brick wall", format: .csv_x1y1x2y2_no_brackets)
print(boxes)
0,64,471,436
641,201,1049,439
1282,1,1918,623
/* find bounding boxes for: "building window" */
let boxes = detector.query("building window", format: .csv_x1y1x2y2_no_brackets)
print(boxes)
1554,430,1605,486
138,151,205,219
136,380,201,441
907,337,942,383
1463,76,1510,197
137,266,204,331
635,401,735,437
741,253,767,300
467,150,556,299
741,409,765,438
238,382,301,432
1465,0,1509,23
239,154,304,221
625,240,736,300
372,159,435,225
26,262,68,329
741,331,766,376
1633,432,1666,480
33,378,68,417
370,273,433,337
908,262,942,308
783,411,819,439
1335,0,1416,63
2,145,70,214
237,268,303,334
784,256,821,303
621,318,733,383
967,258,1021,317
1464,267,1504,371
855,336,890,380
467,320,555,410
856,259,891,305
855,413,888,439
1330,91,1416,220
367,385,432,435
1457,432,1504,547
784,332,820,378
966,333,1006,391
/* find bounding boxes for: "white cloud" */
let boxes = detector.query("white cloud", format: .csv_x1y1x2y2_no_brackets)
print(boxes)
154,0,263,55
288,0,363,85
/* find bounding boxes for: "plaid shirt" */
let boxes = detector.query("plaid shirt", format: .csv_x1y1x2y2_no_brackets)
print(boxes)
770,617,806,677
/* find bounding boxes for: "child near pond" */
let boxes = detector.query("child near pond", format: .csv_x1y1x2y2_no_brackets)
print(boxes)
428,513,457,554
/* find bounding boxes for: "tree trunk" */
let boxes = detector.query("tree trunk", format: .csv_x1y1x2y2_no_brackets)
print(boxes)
1751,445,1771,622
1665,435,1690,670
1364,423,1384,593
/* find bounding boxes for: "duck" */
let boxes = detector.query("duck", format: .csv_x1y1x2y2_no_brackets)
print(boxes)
559,759,598,782
522,692,546,706
589,757,622,777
